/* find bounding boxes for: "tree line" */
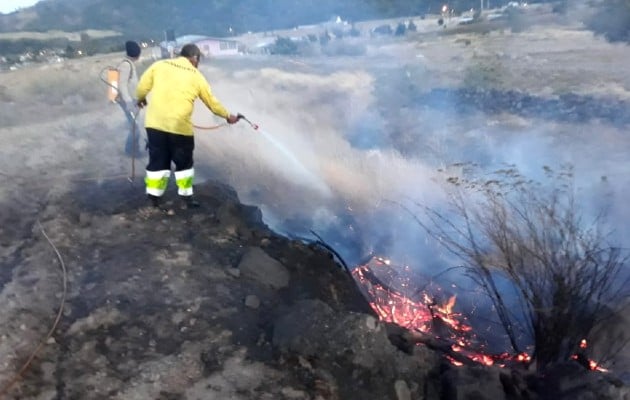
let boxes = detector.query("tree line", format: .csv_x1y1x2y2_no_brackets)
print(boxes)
1,0,629,59
2,0,544,37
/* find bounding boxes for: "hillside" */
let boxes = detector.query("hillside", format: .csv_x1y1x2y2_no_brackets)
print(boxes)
0,0,565,37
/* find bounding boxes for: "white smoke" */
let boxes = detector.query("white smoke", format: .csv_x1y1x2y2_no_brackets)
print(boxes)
190,33,629,273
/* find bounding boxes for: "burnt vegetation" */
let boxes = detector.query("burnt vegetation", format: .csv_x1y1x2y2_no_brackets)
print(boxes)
413,165,629,371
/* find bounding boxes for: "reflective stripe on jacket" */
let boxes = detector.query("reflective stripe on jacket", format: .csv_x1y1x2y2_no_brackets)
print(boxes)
136,57,229,136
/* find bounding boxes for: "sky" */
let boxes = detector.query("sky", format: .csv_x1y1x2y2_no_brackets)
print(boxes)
0,0,40,14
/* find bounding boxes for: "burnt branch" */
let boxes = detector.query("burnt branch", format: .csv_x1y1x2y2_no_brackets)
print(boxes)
295,230,351,275
384,323,477,367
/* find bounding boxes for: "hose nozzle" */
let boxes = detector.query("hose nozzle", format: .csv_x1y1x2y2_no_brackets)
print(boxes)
237,113,259,130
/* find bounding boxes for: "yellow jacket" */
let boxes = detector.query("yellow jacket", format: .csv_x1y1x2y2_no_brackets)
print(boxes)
136,57,230,136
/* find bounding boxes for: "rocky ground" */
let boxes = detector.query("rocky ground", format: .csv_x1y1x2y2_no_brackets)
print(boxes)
1,12,629,400
2,165,626,400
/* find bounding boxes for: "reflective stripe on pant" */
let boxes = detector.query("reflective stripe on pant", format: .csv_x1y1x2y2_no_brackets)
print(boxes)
145,128,195,197
175,168,194,196
145,170,170,196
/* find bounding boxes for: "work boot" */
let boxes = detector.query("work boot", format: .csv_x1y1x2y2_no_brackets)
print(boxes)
180,195,200,209
147,194,162,208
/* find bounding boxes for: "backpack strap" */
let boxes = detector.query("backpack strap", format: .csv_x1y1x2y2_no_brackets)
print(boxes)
116,58,134,82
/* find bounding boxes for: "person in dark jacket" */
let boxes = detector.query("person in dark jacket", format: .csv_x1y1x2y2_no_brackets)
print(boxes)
117,40,143,157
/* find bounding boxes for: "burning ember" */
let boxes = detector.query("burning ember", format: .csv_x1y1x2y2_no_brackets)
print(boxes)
352,255,607,371
571,340,608,372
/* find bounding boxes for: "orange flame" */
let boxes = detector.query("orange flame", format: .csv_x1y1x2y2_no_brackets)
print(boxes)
352,256,608,371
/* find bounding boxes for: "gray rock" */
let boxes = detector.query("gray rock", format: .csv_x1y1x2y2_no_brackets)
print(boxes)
365,315,378,331
78,212,91,227
441,365,507,400
245,294,261,309
226,267,241,278
394,380,411,400
273,299,436,400
238,247,290,289
272,299,335,357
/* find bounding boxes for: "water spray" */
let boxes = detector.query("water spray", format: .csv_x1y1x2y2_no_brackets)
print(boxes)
235,113,330,197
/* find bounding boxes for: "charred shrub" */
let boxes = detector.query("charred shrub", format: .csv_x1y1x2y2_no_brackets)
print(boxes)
419,165,629,371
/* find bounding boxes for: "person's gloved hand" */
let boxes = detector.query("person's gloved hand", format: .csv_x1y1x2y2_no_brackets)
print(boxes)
137,98,147,109
226,114,239,124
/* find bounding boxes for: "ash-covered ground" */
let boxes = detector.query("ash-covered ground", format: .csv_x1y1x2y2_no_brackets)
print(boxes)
0,12,629,400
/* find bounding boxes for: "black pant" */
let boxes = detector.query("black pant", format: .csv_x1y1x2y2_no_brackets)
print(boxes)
145,128,195,172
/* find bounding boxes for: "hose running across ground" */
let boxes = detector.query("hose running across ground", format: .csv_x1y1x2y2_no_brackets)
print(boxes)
0,220,68,397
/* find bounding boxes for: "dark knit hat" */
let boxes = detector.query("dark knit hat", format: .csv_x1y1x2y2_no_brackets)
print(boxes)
180,43,201,58
125,41,141,58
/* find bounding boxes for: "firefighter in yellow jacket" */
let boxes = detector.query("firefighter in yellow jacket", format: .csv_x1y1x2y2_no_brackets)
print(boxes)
136,43,239,209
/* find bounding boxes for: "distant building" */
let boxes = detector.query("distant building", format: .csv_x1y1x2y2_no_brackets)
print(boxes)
159,34,240,58
194,37,239,57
